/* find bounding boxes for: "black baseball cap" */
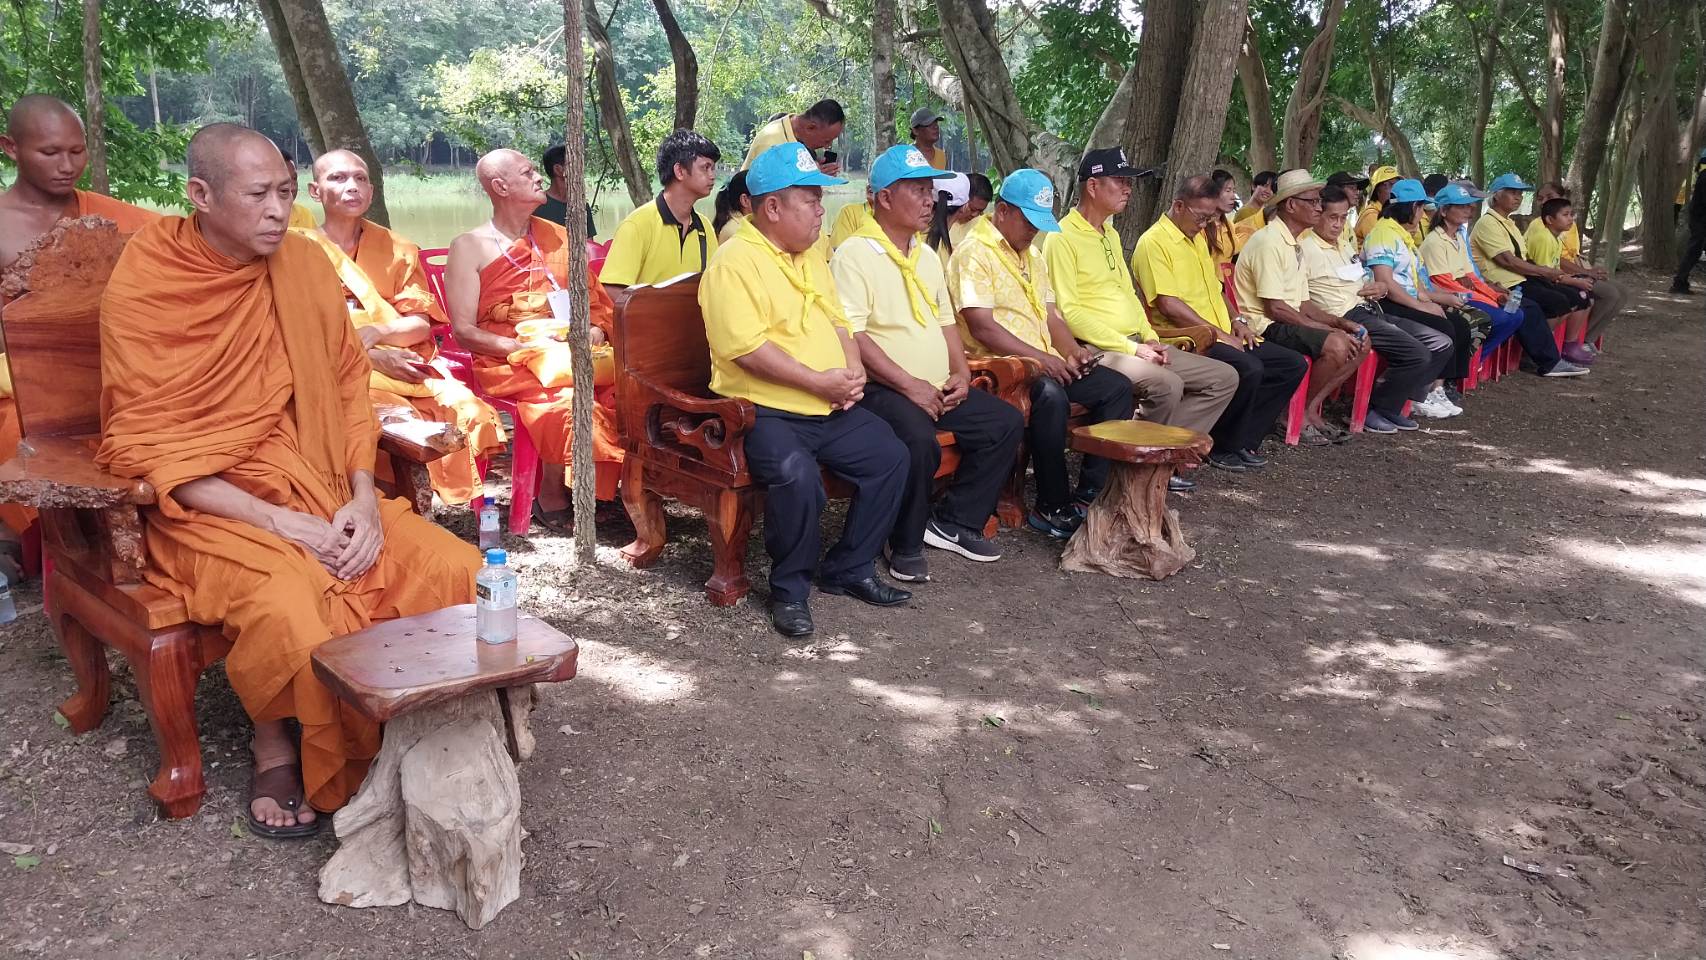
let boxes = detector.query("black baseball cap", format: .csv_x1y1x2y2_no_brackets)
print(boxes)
1326,171,1370,189
1078,147,1156,182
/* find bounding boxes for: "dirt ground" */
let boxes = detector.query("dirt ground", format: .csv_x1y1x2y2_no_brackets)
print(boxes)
0,272,1701,960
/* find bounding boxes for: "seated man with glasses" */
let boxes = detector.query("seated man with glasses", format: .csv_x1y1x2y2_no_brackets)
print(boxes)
1233,169,1370,450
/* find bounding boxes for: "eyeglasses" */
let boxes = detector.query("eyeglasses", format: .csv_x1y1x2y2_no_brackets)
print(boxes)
1292,194,1324,207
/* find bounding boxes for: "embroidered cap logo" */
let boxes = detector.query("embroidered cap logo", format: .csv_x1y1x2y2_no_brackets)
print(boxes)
794,147,817,173
905,149,928,168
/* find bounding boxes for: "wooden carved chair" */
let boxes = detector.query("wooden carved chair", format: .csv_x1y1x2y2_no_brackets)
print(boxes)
0,219,464,818
611,276,1031,606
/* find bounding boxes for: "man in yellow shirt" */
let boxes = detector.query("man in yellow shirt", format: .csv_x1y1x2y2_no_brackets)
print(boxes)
1233,170,1276,224
1043,147,1236,489
601,130,721,290
1234,170,1370,452
740,99,845,175
1355,165,1399,242
826,189,874,252
1133,174,1307,471
908,108,950,170
1535,182,1622,359
947,169,1133,539
831,145,1021,581
1470,173,1593,371
701,142,910,637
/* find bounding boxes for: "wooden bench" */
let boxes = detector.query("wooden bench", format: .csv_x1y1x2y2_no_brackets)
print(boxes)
1059,420,1212,580
611,276,1032,606
313,605,577,930
0,219,466,819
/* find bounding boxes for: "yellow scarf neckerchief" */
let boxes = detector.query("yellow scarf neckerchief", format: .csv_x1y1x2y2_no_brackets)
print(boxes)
737,218,828,336
970,218,1046,322
852,219,935,327
298,225,440,399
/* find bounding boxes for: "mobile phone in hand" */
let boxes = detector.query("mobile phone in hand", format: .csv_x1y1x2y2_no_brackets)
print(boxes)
822,150,839,164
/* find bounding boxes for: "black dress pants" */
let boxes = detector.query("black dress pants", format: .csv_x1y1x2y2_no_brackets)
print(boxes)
1205,340,1308,453
1027,365,1134,510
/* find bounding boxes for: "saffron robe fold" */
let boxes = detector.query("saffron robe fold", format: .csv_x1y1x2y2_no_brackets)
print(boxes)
299,221,507,505
472,217,621,499
96,217,479,812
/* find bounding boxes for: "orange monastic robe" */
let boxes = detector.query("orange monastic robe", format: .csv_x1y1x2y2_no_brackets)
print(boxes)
472,217,621,500
96,217,479,812
300,221,507,505
0,191,158,534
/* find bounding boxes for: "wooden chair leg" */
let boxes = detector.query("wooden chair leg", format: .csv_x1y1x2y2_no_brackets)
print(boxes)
703,488,753,607
619,460,667,568
54,610,111,733
128,625,208,819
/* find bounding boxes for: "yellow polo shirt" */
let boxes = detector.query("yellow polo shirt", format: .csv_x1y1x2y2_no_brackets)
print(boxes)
1131,215,1232,335
289,202,317,229
1232,209,1265,253
601,194,718,286
1298,229,1365,317
1419,227,1474,280
830,232,954,389
827,201,873,252
1354,201,1382,242
1234,218,1309,335
1469,208,1528,287
915,144,948,170
945,217,1059,359
1561,223,1582,264
1524,219,1564,269
1043,209,1158,354
699,219,850,416
741,114,797,170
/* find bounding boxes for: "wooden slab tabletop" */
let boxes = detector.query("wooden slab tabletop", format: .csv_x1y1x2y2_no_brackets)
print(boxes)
1069,420,1213,464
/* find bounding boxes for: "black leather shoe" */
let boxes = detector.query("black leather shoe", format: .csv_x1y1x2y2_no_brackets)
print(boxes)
819,575,912,607
770,601,814,637
1167,473,1197,492
1238,448,1269,468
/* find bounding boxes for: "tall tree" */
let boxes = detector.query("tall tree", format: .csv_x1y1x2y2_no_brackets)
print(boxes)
871,0,897,151
652,0,698,130
1631,0,1689,269
1538,0,1568,185
1236,17,1277,175
933,0,1032,174
1164,0,1250,200
560,0,597,564
82,0,109,194
1279,0,1346,169
1118,0,1196,237
257,0,389,224
584,0,651,206
1565,0,1633,202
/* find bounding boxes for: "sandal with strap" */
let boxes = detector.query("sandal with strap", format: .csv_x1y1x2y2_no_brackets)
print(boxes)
247,763,321,839
531,500,573,535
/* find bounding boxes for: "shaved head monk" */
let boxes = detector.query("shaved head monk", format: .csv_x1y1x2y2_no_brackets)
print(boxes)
95,123,479,837
298,149,506,506
445,148,621,527
0,95,158,541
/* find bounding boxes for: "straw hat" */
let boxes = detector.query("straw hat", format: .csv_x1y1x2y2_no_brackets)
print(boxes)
1270,169,1326,206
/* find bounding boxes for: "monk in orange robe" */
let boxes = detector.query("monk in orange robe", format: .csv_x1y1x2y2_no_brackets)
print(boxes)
96,124,478,836
445,148,621,527
0,95,158,540
298,149,506,505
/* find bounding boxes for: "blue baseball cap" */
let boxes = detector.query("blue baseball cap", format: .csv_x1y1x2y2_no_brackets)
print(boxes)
1487,173,1534,194
869,144,950,192
1387,178,1431,204
997,168,1060,232
1432,184,1482,207
747,142,847,197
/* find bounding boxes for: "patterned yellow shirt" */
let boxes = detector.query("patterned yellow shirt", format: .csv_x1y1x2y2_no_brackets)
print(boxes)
944,217,1059,359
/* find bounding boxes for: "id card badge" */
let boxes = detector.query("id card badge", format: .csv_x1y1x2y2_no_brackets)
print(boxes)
546,288,575,325
1334,264,1365,282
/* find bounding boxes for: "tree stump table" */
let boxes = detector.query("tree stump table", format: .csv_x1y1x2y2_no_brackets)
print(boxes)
1060,420,1212,580
310,604,578,930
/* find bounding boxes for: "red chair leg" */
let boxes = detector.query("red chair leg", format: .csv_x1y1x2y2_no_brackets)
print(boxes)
1349,351,1377,433
1593,334,1604,351
1284,358,1312,446
508,423,540,536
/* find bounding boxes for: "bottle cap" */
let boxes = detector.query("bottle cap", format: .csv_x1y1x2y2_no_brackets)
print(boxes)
485,548,507,566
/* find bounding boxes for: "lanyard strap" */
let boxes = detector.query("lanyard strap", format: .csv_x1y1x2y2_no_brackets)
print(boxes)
499,226,563,291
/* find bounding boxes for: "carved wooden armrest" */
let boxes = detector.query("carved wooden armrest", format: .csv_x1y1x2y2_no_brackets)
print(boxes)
631,374,756,480
378,419,465,466
0,436,155,509
1151,321,1217,354
966,356,1038,408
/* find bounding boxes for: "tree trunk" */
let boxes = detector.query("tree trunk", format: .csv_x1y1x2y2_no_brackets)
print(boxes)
1565,0,1631,201
256,0,322,152
1472,31,1495,186
81,0,108,194
1334,96,1420,178
1162,0,1249,204
1117,0,1197,242
268,0,390,225
871,0,897,151
652,0,698,130
933,0,1030,175
1539,0,1567,185
1597,93,1642,271
1279,0,1346,170
147,46,162,131
584,0,651,207
1632,0,1687,271
1236,18,1277,174
561,0,598,566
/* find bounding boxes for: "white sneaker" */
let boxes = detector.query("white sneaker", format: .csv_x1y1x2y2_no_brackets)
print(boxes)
1411,398,1456,419
1424,387,1463,418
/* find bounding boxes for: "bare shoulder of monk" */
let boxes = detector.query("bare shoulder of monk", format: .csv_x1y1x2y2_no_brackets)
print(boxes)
451,222,510,272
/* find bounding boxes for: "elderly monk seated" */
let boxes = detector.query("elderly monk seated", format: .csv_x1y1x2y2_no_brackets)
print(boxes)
445,149,621,530
95,123,479,838
297,149,506,506
0,94,158,547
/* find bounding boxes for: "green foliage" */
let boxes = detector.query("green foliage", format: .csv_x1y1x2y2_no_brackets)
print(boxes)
1014,0,1134,146
0,0,222,206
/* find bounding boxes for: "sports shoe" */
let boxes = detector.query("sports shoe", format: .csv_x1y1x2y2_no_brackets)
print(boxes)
1387,411,1419,431
922,517,1002,562
1424,387,1463,417
1443,383,1464,405
1362,410,1400,434
1541,360,1590,378
885,549,930,582
1561,342,1597,366
1411,397,1456,419
1027,506,1082,540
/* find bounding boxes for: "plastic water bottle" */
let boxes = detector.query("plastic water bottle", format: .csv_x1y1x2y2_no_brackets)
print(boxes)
475,548,518,644
0,583,14,625
478,502,501,551
1506,286,1523,311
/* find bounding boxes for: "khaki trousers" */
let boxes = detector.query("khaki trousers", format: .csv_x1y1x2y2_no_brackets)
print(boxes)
1096,343,1240,435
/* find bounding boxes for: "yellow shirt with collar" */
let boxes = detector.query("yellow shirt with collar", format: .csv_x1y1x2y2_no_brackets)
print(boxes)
741,114,798,170
1561,223,1582,264
1130,214,1233,335
1419,227,1474,280
1298,228,1366,317
1042,208,1159,354
914,144,948,170
1524,218,1564,269
601,194,718,286
1469,208,1528,287
830,230,955,389
699,219,851,416
1355,201,1382,242
945,217,1059,359
827,201,873,253
1233,217,1309,335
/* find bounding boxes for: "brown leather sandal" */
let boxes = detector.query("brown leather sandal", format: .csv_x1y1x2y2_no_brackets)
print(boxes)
247,763,321,839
